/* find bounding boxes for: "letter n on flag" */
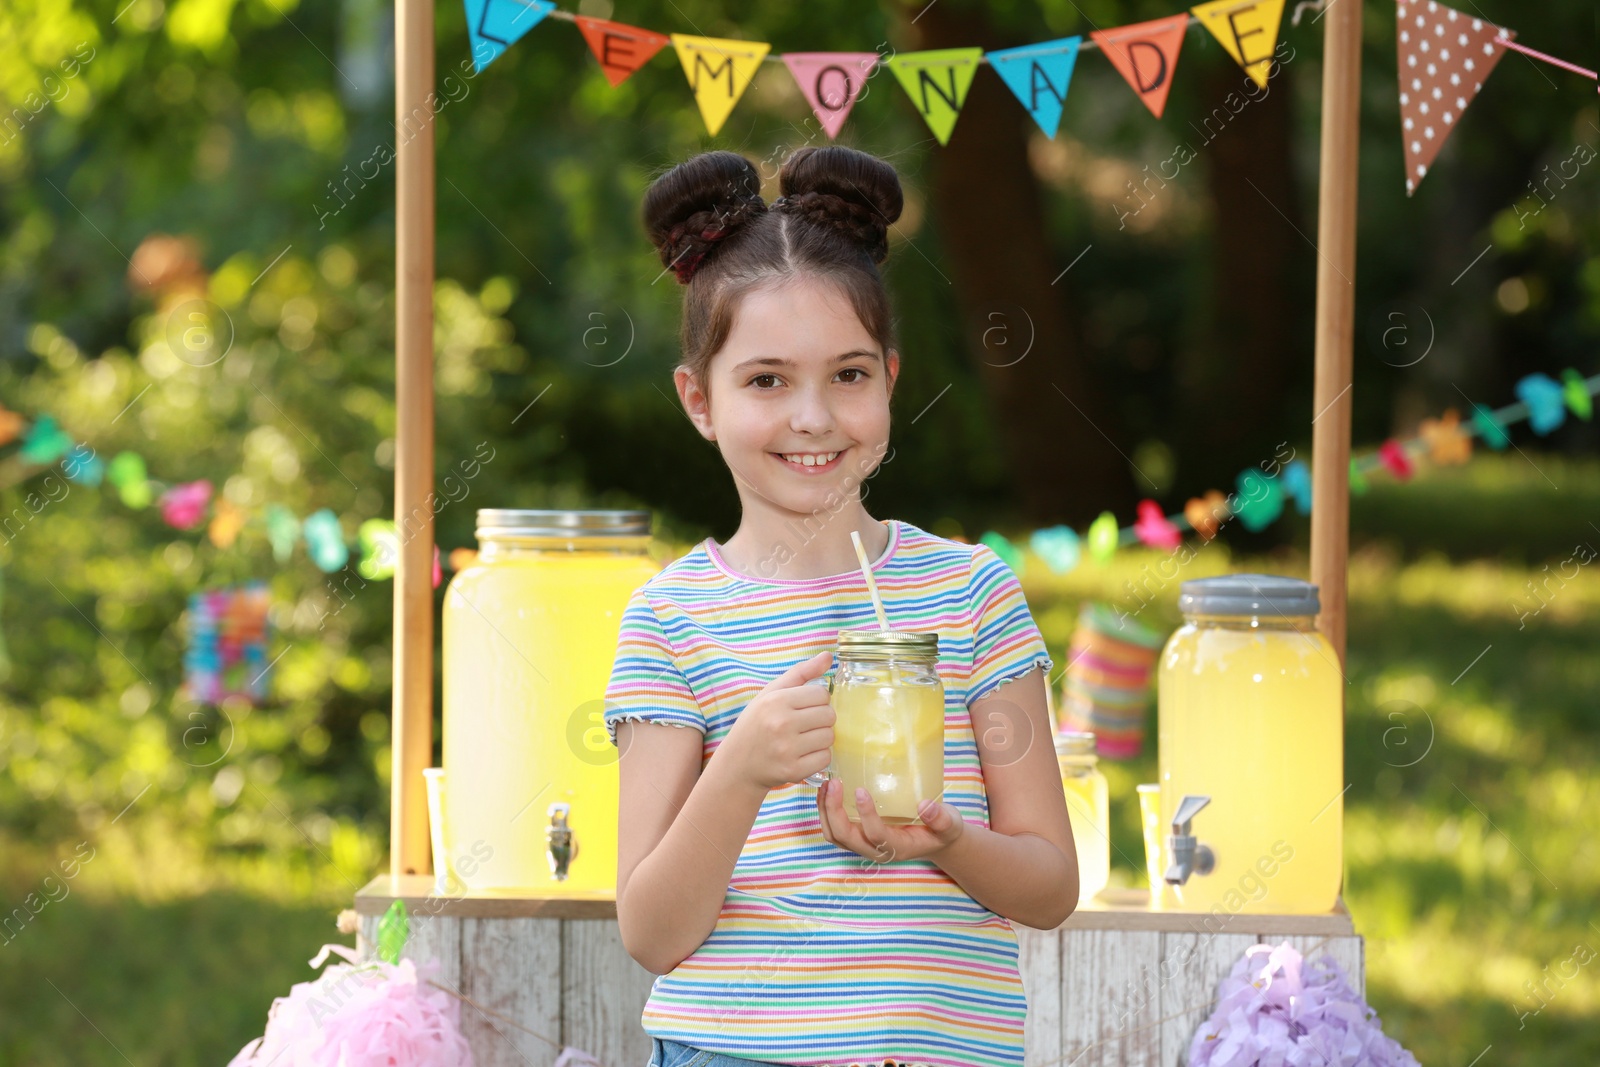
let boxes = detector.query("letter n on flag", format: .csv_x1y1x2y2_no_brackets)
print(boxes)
782,53,881,140
575,16,669,87
1090,13,1190,119
670,34,772,137
885,48,984,146
987,37,1082,139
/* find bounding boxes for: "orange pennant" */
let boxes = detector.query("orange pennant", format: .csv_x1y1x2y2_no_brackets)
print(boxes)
1090,13,1190,119
575,16,670,88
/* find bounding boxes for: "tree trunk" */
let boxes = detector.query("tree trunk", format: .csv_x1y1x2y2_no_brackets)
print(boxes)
904,2,1136,526
1179,52,1302,481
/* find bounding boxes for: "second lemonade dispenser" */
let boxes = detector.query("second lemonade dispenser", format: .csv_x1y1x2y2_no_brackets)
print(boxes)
1157,574,1344,914
441,509,659,896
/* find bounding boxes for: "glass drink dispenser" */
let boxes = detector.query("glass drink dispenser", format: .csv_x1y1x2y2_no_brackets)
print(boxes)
1055,731,1110,903
1157,574,1343,914
441,509,659,896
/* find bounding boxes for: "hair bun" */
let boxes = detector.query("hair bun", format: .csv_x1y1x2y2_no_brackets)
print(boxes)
775,146,903,265
642,151,768,284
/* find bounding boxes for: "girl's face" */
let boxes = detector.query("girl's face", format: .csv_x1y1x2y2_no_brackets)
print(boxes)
677,276,899,516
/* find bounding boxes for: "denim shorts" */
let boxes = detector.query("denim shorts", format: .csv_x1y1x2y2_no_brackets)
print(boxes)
647,1037,785,1067
646,1036,915,1067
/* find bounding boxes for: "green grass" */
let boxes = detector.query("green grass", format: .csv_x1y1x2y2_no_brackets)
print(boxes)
3,457,1595,1065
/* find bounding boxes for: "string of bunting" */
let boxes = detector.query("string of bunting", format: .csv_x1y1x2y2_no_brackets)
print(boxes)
0,402,466,586
975,369,1599,578
462,0,1597,191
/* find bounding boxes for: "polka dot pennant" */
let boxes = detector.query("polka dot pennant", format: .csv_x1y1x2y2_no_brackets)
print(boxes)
1396,1,1514,196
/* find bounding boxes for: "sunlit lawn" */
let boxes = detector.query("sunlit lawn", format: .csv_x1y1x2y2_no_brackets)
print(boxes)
3,456,1595,1065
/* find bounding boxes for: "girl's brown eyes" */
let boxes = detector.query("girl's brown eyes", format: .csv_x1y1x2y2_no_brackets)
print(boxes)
748,369,868,389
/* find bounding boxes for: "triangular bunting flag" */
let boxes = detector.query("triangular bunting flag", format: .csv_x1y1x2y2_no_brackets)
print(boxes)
782,53,881,140
670,34,771,137
464,0,556,73
1191,0,1286,88
1395,1,1512,195
575,16,670,88
987,37,1082,139
885,48,984,146
1090,13,1190,119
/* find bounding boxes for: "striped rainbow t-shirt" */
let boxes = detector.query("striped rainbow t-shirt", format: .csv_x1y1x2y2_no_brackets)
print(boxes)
604,518,1055,1067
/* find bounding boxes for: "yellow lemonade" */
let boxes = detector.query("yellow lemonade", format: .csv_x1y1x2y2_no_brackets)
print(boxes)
832,670,946,825
1058,751,1110,902
442,515,658,896
1158,615,1343,914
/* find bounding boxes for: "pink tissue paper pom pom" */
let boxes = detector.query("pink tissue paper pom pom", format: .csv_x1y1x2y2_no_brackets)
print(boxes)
1188,941,1420,1067
226,943,474,1067
160,479,213,529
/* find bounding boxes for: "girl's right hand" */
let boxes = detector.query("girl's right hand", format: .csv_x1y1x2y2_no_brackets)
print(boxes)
719,650,836,793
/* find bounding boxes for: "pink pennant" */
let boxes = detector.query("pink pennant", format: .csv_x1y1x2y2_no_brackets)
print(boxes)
782,53,881,140
1395,1,1512,195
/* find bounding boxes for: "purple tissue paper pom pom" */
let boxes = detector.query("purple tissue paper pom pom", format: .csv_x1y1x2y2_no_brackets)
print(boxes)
1188,941,1420,1067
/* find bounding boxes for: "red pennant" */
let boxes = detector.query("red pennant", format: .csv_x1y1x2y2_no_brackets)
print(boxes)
782,53,880,140
575,16,670,88
1395,1,1512,195
1090,13,1189,119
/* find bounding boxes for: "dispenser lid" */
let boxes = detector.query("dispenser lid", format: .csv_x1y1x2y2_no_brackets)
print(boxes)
475,509,651,538
1178,573,1320,617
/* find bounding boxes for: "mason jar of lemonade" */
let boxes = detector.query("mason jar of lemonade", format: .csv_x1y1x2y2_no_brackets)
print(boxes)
1055,731,1109,903
442,509,658,896
829,630,946,825
1157,574,1343,914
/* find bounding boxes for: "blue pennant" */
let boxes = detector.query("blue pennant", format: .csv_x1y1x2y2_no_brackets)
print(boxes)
465,0,556,73
986,37,1081,139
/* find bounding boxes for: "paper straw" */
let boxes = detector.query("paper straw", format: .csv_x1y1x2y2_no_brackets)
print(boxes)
850,529,891,632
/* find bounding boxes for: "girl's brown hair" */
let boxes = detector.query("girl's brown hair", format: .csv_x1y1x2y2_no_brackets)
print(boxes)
642,146,904,397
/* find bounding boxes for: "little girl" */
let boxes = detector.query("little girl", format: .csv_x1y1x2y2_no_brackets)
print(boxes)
605,145,1078,1067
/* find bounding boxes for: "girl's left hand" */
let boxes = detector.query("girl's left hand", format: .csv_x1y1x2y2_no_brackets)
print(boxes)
816,778,965,863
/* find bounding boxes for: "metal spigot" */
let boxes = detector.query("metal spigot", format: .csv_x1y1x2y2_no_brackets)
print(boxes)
547,802,578,881
1164,794,1216,886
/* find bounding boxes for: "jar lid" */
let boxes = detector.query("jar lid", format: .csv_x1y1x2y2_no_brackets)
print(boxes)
475,509,651,539
1054,731,1097,757
1177,573,1320,617
836,628,938,659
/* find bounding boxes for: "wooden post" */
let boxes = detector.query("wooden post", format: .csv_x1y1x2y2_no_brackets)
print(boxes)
391,0,435,877
1309,0,1362,666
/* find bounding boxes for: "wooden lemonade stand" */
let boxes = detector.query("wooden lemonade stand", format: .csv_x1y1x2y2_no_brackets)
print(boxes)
354,1,1367,1062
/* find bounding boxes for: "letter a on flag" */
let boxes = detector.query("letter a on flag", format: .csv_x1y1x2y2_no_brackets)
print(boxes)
1191,0,1286,88
1090,13,1190,119
987,37,1082,139
464,0,555,73
671,34,771,137
575,17,670,87
885,48,984,146
782,53,881,140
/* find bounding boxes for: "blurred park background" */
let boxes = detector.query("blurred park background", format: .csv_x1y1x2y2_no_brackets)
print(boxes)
1,0,1597,1063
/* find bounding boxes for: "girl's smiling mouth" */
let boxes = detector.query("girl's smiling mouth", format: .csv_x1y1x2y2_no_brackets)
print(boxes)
771,448,845,474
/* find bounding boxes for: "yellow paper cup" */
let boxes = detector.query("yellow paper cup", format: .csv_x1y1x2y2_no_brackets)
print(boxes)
1137,783,1164,906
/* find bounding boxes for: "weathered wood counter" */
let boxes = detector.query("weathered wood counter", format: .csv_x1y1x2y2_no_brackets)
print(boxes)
355,877,1361,1067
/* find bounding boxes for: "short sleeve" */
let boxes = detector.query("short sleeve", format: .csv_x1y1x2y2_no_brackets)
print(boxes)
967,544,1054,704
603,589,707,746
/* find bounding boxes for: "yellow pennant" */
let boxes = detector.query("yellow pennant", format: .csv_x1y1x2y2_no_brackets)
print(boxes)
670,34,771,136
1190,0,1286,88
885,48,984,146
